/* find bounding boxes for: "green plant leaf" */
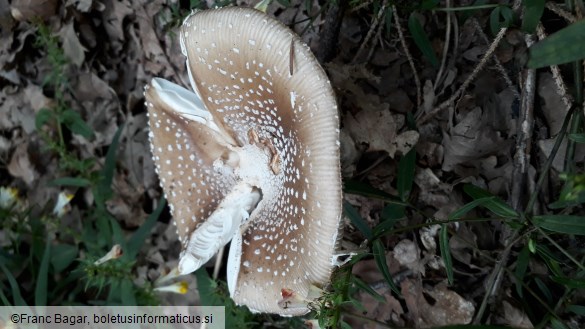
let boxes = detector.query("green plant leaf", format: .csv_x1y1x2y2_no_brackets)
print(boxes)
372,239,399,295
373,204,404,238
195,268,222,306
352,276,385,302
125,198,166,260
344,201,373,240
61,109,93,139
463,184,518,218
569,133,585,143
449,197,496,220
344,180,403,203
440,224,453,284
397,148,416,201
35,108,54,130
95,124,124,210
535,245,564,277
567,304,585,316
551,276,585,288
514,245,530,297
550,318,570,329
521,0,545,33
0,262,26,306
532,215,585,235
420,0,439,10
120,279,136,305
49,177,92,187
408,13,438,68
528,19,585,68
35,239,51,306
489,6,514,36
51,244,78,273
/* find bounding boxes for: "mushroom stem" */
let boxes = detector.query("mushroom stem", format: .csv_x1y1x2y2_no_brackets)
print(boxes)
178,182,262,274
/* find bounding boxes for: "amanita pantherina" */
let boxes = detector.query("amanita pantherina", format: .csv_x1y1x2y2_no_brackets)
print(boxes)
145,7,342,315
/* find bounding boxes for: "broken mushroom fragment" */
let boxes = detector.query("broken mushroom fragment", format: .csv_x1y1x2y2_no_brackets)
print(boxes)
145,7,342,315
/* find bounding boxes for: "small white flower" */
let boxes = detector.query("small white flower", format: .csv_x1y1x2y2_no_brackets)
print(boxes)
0,186,19,209
155,266,182,285
52,191,74,217
94,244,123,265
154,281,189,294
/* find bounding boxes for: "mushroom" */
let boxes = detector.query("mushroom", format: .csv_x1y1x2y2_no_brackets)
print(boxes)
144,6,342,315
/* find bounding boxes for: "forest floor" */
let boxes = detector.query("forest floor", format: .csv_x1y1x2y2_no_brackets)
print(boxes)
1,0,584,328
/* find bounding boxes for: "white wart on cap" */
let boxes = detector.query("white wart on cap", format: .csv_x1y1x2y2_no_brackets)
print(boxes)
145,6,342,315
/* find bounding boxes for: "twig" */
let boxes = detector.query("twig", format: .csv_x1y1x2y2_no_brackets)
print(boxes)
473,230,523,324
545,2,577,23
526,105,576,213
535,25,573,111
392,5,422,112
352,0,387,63
365,13,387,62
417,26,508,125
472,18,520,100
511,34,537,213
434,0,452,92
349,0,374,13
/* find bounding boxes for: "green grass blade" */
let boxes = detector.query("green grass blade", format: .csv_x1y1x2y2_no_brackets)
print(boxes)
120,279,136,305
449,197,495,220
514,245,530,297
528,19,585,68
550,318,569,329
532,215,585,235
408,13,438,68
344,180,403,203
344,201,373,240
551,276,585,289
463,184,518,218
567,304,585,316
125,198,166,260
352,276,385,302
35,239,51,305
440,224,454,285
0,282,10,305
372,239,399,295
568,133,585,143
51,244,78,272
0,262,26,306
96,123,125,207
397,148,416,201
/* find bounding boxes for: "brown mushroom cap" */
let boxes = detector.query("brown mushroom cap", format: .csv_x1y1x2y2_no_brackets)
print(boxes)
147,6,342,315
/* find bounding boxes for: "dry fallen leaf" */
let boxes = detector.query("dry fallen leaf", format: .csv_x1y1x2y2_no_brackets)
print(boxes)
345,109,418,157
442,107,509,172
10,0,57,21
8,143,37,186
58,22,87,68
422,283,475,326
393,239,425,275
402,279,475,328
500,300,534,329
